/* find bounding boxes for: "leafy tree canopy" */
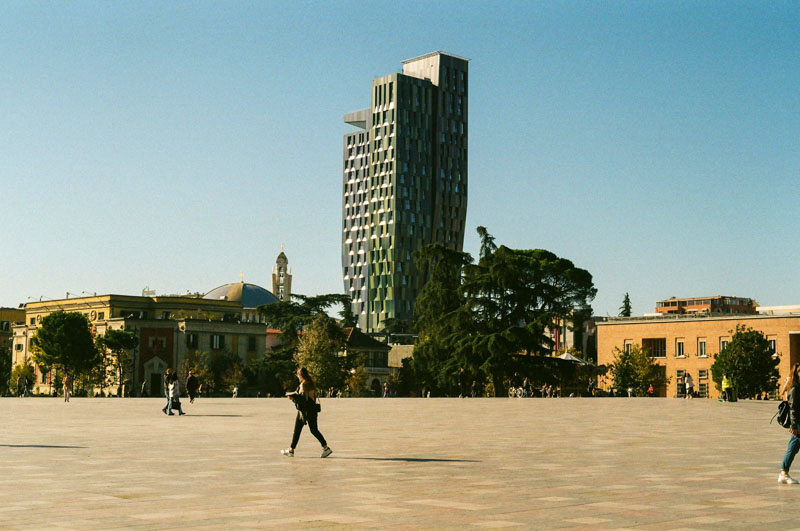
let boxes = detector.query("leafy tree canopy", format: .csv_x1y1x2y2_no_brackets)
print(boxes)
609,345,669,396
346,364,369,397
711,325,779,398
258,293,351,347
409,227,596,396
257,293,352,395
96,328,137,392
294,313,347,392
31,311,100,378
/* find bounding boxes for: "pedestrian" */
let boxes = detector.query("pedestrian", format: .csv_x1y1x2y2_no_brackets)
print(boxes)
647,383,655,397
471,380,477,398
779,363,800,484
587,379,595,397
458,368,469,398
722,373,733,401
281,367,332,458
186,371,199,403
161,368,172,414
17,375,23,397
684,372,694,400
62,373,72,403
627,387,633,398
383,381,389,398
167,372,185,416
522,377,529,398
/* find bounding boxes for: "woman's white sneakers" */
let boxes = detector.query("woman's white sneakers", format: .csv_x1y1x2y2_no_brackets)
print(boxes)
778,471,799,484
281,447,332,458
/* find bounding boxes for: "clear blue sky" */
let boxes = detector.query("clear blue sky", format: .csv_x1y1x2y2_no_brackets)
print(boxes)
1,1,797,317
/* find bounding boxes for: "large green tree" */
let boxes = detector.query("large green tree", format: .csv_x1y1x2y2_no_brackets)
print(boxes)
182,349,210,392
31,311,100,380
410,227,596,396
96,328,137,396
453,228,596,395
608,345,669,396
294,313,347,392
204,350,244,395
410,243,472,395
257,293,352,395
711,325,779,398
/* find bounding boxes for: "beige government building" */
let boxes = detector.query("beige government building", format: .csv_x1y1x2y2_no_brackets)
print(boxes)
597,300,800,398
10,252,294,397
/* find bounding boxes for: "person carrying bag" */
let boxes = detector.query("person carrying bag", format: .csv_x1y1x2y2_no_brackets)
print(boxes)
281,367,331,458
779,363,800,484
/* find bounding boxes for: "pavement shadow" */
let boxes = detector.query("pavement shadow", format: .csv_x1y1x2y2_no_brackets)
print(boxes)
183,414,244,417
331,457,479,463
0,444,86,448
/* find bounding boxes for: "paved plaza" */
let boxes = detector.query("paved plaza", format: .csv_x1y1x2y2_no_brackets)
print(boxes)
1,396,799,529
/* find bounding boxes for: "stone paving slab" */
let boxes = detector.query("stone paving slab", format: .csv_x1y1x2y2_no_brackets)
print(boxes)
1,397,798,529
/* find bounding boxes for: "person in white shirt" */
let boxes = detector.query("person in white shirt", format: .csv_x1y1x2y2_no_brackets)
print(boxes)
167,373,185,415
684,373,694,399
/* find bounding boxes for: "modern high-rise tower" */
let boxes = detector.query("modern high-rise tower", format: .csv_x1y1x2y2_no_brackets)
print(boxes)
342,51,469,333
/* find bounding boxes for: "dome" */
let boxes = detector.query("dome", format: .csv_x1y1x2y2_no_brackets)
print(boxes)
203,282,280,308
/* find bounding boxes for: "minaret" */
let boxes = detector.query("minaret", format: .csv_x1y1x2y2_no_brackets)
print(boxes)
272,245,292,301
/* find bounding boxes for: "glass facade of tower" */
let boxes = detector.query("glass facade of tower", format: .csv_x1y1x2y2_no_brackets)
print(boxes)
343,52,468,332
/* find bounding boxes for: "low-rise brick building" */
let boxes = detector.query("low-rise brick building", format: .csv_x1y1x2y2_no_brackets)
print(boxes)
596,306,800,398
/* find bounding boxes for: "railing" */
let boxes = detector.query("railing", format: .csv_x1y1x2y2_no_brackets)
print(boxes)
597,312,761,323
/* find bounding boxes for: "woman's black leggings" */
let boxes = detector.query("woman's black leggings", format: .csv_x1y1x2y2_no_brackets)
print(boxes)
291,412,327,449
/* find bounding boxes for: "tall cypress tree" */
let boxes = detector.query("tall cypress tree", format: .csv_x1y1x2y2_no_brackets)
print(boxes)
619,293,633,317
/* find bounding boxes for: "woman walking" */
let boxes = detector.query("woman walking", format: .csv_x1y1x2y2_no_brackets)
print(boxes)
161,368,172,414
62,373,72,403
282,367,332,458
779,363,800,484
167,372,185,416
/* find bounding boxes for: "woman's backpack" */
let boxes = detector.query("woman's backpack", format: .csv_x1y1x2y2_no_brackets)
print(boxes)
772,400,791,429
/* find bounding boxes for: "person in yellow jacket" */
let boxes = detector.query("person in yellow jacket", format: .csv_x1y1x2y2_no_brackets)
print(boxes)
722,374,733,401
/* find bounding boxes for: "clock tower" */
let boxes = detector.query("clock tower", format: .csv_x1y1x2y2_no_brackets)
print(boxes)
272,246,292,302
